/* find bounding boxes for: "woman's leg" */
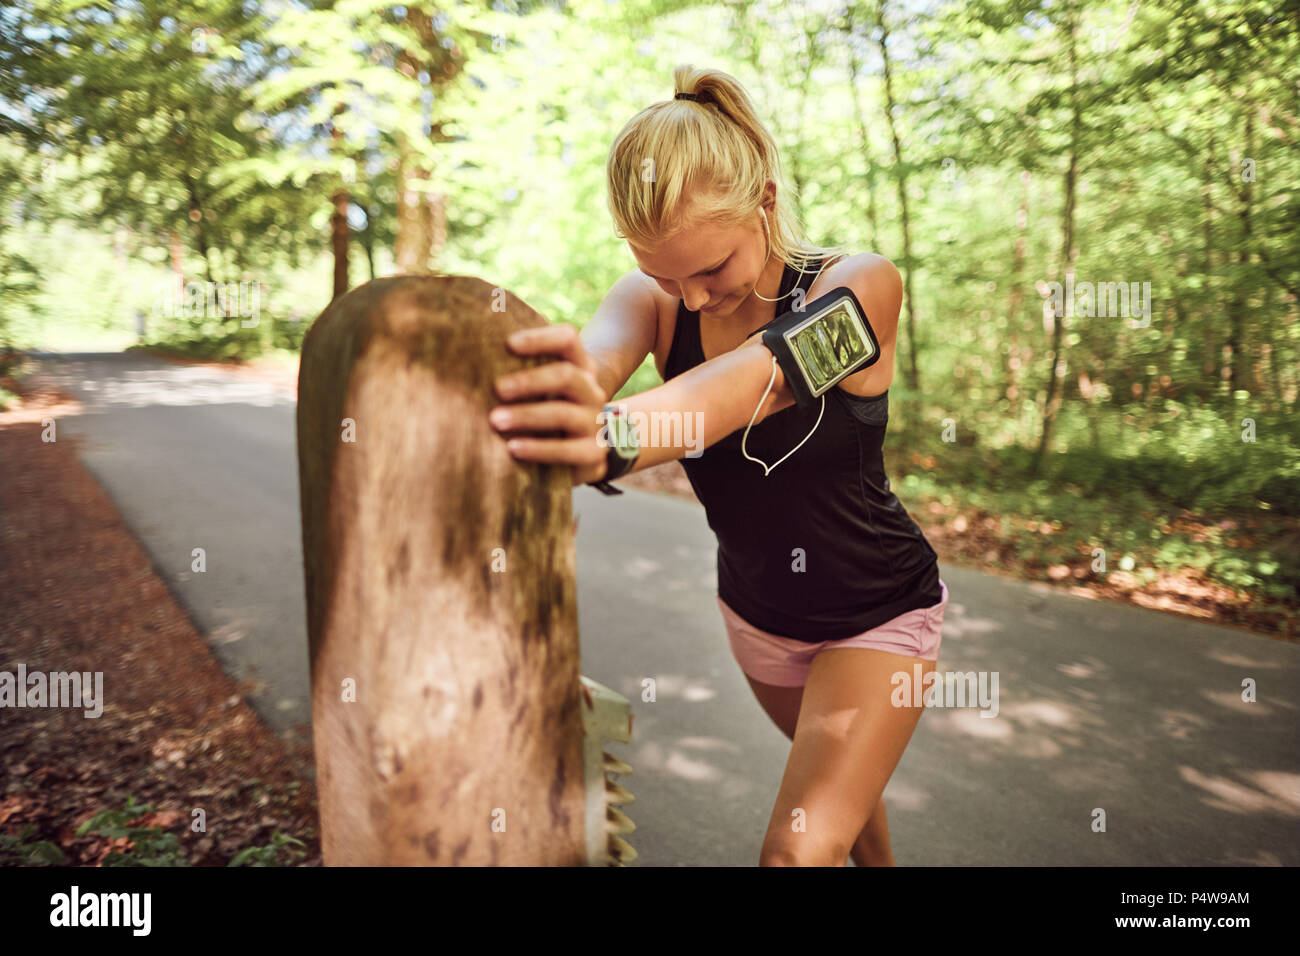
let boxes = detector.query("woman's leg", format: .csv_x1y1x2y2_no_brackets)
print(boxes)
850,796,894,866
743,672,907,866
755,647,934,866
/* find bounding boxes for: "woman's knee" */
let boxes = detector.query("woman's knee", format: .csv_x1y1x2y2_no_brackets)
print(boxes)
759,833,850,867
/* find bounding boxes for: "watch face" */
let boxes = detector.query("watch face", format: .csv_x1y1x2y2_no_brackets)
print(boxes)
785,298,877,395
605,408,640,459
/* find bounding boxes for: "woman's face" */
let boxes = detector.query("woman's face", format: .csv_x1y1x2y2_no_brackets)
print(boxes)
631,207,772,317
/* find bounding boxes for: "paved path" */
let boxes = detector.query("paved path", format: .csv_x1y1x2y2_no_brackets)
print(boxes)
28,350,1300,865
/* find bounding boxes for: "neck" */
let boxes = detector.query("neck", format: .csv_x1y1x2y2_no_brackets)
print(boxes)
730,255,788,328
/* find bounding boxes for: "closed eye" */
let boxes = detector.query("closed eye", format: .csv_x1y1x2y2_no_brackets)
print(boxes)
644,255,730,283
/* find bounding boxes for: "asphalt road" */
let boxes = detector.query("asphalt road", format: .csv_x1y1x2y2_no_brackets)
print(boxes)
25,350,1300,866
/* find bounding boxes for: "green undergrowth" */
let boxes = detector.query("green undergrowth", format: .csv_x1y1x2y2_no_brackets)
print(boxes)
888,396,1300,610
1,794,309,867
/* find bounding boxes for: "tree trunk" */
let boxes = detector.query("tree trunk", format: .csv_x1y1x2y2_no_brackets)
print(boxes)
1226,112,1254,396
394,138,437,275
1004,171,1030,404
331,107,350,300
1261,284,1280,408
391,13,459,277
875,0,921,392
295,275,588,865
1201,134,1217,400
843,8,882,249
363,229,377,282
428,189,448,267
785,20,822,226
182,174,214,284
1032,14,1081,475
331,187,350,300
168,229,185,334
358,203,378,282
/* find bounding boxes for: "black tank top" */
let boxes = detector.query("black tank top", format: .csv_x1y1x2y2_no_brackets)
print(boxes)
663,253,942,642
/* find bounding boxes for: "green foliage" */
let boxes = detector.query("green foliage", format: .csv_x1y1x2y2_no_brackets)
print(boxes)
228,830,307,867
129,307,310,361
0,0,1295,618
1042,403,1300,516
0,136,46,349
0,824,67,866
138,317,267,362
75,796,190,867
15,795,315,867
894,395,1300,603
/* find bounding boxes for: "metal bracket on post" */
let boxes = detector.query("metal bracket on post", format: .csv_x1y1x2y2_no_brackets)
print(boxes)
579,675,636,866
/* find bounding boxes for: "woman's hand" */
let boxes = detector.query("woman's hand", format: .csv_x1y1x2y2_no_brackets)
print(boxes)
488,324,609,486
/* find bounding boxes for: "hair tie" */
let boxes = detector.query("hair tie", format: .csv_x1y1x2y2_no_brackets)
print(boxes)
675,92,699,101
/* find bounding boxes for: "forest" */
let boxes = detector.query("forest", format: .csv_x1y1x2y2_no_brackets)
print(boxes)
2,0,1297,631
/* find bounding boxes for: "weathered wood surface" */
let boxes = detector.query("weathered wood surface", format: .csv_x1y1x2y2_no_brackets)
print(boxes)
296,275,586,865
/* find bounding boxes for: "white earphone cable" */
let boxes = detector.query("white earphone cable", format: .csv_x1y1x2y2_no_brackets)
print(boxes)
727,206,832,473
740,354,826,475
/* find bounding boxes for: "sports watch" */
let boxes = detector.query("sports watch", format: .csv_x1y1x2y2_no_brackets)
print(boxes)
759,286,881,409
587,402,641,496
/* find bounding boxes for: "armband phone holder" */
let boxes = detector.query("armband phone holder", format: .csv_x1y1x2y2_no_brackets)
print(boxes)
759,286,881,410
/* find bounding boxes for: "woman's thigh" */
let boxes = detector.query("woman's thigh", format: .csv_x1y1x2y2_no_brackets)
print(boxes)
743,672,803,742
759,647,935,865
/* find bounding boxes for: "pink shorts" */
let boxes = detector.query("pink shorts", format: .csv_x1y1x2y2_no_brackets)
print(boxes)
717,580,948,687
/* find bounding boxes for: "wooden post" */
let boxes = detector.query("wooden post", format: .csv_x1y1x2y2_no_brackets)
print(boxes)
296,275,587,865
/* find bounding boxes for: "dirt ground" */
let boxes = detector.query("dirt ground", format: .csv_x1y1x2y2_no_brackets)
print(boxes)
0,369,321,866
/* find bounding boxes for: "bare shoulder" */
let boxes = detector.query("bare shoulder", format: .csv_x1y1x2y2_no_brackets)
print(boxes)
812,253,901,307
809,253,903,398
641,274,679,379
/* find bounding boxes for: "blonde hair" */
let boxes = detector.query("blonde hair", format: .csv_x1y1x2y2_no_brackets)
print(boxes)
606,64,849,277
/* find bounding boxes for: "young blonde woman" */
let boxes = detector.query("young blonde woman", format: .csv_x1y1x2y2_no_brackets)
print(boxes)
487,65,948,867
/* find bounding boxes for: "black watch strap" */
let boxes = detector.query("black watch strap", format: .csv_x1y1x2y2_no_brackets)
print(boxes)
603,441,638,480
589,442,637,495
586,402,639,496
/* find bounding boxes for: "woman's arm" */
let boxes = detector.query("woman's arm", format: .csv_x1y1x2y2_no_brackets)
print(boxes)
614,333,794,474
489,325,794,483
578,269,661,402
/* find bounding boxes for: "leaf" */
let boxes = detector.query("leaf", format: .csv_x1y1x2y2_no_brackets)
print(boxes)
27,842,67,864
228,847,261,867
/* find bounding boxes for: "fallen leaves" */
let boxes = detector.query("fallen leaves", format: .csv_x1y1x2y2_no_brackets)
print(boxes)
0,380,320,866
